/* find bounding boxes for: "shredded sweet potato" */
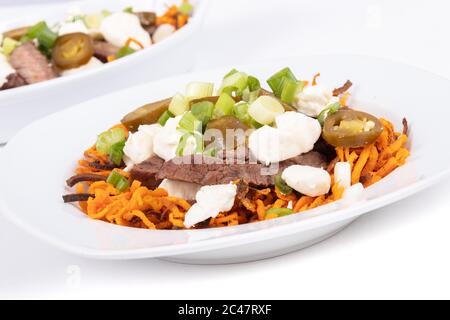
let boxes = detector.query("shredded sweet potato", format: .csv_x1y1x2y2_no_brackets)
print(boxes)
68,115,409,229
351,146,371,184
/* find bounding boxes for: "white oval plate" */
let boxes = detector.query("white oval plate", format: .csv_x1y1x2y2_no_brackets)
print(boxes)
0,54,449,264
0,0,208,143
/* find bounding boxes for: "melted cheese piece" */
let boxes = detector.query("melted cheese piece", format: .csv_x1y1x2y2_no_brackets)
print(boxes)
183,184,237,228
100,12,152,49
282,165,331,197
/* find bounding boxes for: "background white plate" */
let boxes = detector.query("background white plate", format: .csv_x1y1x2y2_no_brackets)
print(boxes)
0,54,449,264
0,0,208,143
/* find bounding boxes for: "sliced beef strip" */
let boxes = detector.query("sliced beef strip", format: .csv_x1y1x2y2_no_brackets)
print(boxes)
93,40,120,62
129,155,165,189
87,159,119,171
154,151,327,188
0,72,27,90
9,41,57,84
156,155,273,187
63,193,94,203
332,80,352,96
66,173,107,187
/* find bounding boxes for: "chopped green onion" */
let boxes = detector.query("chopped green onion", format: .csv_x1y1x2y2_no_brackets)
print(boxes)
242,87,260,104
178,112,202,133
219,71,248,96
266,207,294,217
317,102,341,126
247,75,261,91
109,140,126,166
26,21,58,51
168,93,189,116
248,95,284,125
102,10,112,17
178,2,193,15
116,178,130,192
191,101,214,128
106,171,122,186
214,92,235,118
96,127,126,155
267,67,297,98
158,110,174,126
176,132,203,156
233,102,250,125
223,68,238,79
107,171,129,192
274,175,292,195
185,82,214,100
84,12,105,29
280,78,301,104
2,37,19,56
251,119,263,129
123,6,133,13
116,45,136,59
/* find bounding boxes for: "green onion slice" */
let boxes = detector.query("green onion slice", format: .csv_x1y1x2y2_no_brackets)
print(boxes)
157,110,174,126
232,102,252,126
274,175,292,195
116,46,136,59
317,102,341,126
214,92,235,118
178,112,202,133
168,93,189,116
26,21,58,51
280,78,300,104
247,75,261,91
96,127,126,155
106,171,129,192
185,82,214,100
176,132,203,156
109,140,126,166
123,6,133,13
178,2,193,15
219,71,248,96
266,207,294,217
267,67,297,98
191,101,214,128
2,37,19,56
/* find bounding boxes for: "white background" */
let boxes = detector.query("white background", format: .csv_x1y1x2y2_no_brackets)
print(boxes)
1,0,450,299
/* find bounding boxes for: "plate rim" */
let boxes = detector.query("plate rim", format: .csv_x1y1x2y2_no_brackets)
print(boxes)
1,53,449,260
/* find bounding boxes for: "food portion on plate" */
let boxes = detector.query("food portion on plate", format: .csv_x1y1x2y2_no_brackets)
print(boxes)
63,67,410,230
0,1,193,90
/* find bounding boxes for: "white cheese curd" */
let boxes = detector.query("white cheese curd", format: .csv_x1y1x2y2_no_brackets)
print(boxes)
282,165,331,197
123,124,162,169
152,24,176,43
275,111,322,153
248,112,322,165
248,125,283,165
342,183,365,206
58,20,89,36
61,57,103,75
0,53,15,86
153,115,183,161
295,84,338,117
334,162,351,189
100,12,152,49
287,201,293,210
184,184,237,228
159,179,201,201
